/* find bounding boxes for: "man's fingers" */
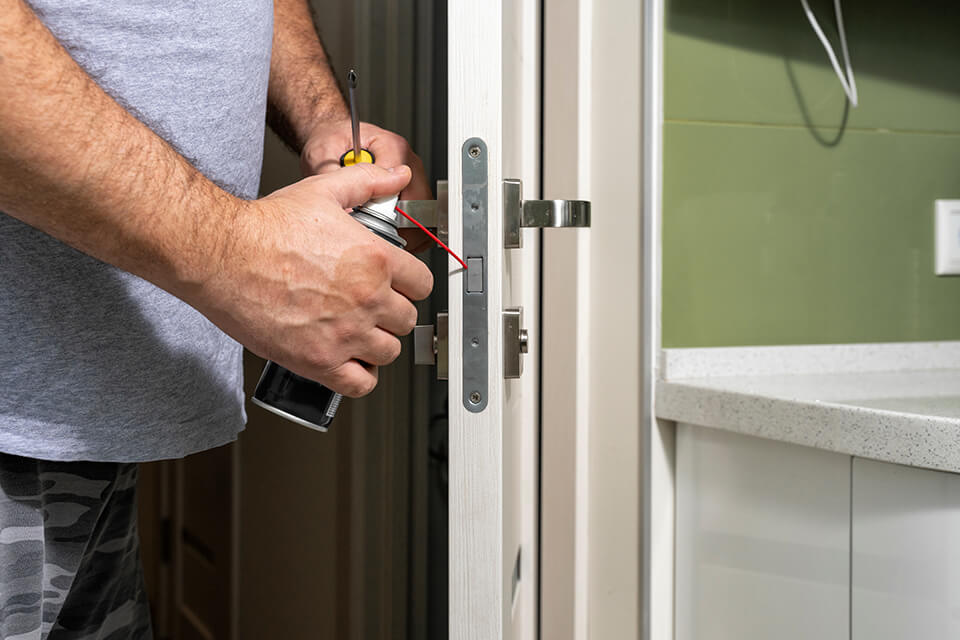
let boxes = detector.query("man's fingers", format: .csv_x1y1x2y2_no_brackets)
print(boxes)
376,291,419,336
351,328,403,367
325,360,379,398
388,249,434,301
321,163,412,210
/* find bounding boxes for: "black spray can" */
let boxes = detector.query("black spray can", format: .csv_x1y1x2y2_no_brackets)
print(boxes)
251,195,406,431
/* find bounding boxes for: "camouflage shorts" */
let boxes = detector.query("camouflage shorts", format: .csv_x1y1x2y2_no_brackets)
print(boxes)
0,452,152,639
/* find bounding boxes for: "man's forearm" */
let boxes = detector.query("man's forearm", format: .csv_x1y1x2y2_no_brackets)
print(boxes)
267,0,348,152
0,0,237,299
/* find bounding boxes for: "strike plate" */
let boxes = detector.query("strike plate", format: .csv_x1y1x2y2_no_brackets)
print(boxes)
462,138,488,412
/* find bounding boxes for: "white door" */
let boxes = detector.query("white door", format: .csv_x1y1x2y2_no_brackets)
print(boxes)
446,2,553,638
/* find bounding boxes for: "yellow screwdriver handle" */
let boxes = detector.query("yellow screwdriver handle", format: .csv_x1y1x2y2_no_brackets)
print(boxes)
339,148,375,167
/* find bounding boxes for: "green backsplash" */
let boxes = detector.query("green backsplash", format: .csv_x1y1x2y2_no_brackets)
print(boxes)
662,0,960,347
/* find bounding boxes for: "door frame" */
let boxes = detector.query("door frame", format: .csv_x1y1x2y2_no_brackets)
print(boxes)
539,0,645,638
641,1,674,639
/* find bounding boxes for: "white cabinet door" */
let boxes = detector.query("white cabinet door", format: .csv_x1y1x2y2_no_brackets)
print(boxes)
852,458,960,639
676,424,851,640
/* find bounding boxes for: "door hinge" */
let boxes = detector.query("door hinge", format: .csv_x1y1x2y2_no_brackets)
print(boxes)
503,179,591,249
414,312,448,380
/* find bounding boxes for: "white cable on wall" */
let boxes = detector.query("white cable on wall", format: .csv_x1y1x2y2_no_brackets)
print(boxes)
801,0,859,107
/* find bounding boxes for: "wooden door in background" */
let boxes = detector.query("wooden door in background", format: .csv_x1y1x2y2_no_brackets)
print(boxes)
138,443,236,640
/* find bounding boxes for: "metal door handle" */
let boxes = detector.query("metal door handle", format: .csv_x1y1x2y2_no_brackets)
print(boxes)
503,179,591,249
520,199,591,229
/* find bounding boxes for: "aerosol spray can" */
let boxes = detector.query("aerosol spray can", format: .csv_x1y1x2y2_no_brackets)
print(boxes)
251,194,406,431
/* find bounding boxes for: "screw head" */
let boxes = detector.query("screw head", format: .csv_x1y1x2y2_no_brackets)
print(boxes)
469,391,482,404
468,145,481,158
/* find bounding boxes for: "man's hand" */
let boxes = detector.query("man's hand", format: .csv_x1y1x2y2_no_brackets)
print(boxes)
196,164,434,398
300,120,434,252
266,0,434,252
301,121,430,198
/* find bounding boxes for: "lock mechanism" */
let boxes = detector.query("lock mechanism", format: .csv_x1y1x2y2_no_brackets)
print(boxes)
411,165,592,398
415,309,528,381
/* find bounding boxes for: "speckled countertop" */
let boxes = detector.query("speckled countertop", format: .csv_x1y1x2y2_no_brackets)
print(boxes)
656,342,960,473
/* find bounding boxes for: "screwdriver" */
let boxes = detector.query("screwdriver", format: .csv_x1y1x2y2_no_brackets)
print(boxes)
340,70,374,166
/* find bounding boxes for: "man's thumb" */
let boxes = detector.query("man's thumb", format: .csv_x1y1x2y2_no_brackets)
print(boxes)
325,163,412,209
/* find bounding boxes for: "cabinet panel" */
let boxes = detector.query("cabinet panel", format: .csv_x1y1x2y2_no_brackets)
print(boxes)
852,458,960,639
676,424,850,640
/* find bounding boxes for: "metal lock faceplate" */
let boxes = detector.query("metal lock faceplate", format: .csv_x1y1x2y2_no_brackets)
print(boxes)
462,138,488,412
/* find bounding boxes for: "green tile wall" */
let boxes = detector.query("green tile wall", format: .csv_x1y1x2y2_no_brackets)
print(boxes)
662,0,960,347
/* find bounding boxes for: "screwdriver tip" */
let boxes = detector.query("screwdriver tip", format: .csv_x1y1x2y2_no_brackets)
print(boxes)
347,69,358,89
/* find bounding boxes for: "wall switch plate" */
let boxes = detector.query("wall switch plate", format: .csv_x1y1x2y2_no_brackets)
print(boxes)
935,200,960,275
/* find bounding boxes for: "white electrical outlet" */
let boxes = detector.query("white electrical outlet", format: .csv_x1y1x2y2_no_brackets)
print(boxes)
935,200,960,275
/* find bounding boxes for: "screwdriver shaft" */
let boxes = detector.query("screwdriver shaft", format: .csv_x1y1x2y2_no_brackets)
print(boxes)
347,69,361,161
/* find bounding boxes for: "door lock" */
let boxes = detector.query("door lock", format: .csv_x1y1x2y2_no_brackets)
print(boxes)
503,179,591,249
415,309,528,381
413,169,590,393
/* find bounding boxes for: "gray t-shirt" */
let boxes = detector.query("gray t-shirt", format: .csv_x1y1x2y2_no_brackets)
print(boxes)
0,0,273,462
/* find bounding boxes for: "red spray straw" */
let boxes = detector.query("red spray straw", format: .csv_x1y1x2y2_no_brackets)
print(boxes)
394,205,468,270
